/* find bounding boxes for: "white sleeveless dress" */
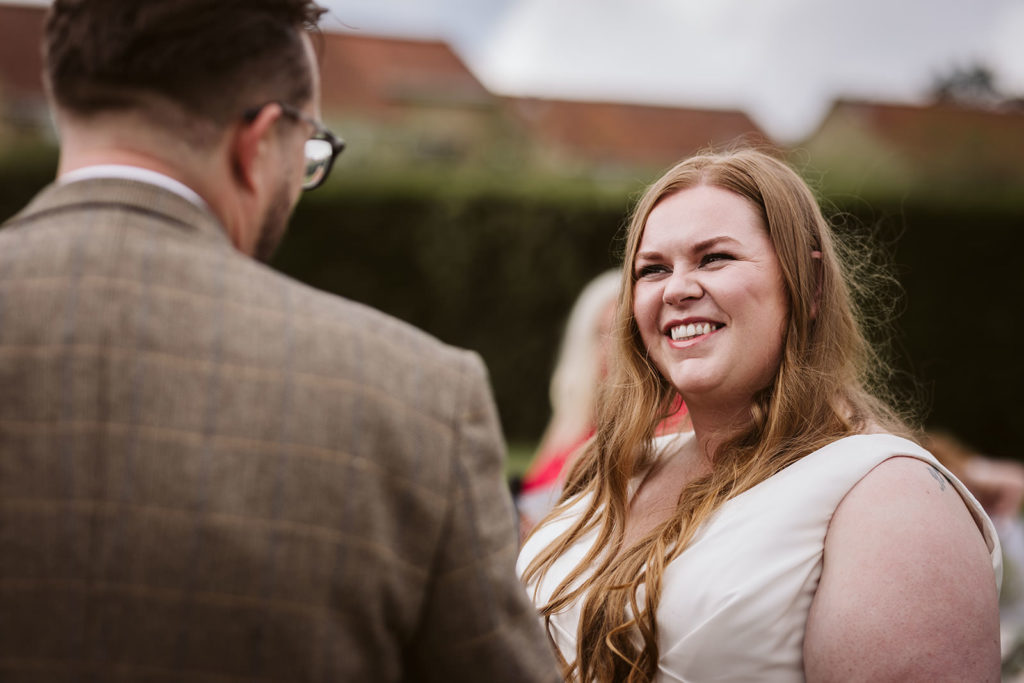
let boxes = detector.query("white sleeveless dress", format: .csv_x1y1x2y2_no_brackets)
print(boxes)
517,433,1002,682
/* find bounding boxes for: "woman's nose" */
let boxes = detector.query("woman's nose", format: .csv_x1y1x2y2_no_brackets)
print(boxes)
662,269,703,304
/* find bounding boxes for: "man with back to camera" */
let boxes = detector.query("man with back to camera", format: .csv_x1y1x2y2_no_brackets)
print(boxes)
0,1,560,680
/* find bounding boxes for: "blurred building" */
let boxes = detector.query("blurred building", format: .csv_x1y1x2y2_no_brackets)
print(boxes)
0,2,768,171
799,98,1024,201
316,32,770,173
2,0,1023,193
502,96,768,171
316,32,514,168
0,2,48,139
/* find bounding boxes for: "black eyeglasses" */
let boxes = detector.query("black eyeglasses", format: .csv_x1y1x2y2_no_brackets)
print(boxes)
243,101,345,191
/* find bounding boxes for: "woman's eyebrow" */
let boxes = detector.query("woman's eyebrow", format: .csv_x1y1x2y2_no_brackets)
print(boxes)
636,236,740,261
692,235,741,252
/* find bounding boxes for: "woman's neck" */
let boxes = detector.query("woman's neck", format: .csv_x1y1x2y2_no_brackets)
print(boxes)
684,399,753,461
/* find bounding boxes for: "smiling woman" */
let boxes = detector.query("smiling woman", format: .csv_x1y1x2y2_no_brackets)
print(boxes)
633,185,789,411
517,148,1002,682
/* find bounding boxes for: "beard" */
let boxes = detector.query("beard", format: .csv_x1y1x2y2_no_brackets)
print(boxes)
253,180,295,264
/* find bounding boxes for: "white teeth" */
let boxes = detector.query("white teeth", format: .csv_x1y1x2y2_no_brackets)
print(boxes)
670,322,717,341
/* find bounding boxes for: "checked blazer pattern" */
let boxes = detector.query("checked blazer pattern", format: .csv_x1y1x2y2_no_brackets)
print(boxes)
0,179,560,682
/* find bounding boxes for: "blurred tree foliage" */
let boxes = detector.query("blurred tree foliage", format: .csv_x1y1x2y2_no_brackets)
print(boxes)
1,143,1022,461
931,62,1024,109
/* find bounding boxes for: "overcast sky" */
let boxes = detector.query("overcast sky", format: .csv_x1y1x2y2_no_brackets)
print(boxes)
319,0,1024,142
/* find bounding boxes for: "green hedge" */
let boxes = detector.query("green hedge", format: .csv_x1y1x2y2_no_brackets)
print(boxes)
2,146,1022,460
276,183,630,444
885,202,1024,458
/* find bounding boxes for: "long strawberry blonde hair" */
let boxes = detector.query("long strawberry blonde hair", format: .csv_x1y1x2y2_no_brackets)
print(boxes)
521,148,911,682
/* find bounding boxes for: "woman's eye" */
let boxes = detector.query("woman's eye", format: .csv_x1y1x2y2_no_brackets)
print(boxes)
700,253,733,267
636,264,669,278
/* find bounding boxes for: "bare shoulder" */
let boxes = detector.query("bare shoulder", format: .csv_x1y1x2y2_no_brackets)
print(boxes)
804,456,1001,682
843,455,981,521
831,455,994,557
824,456,997,584
854,453,965,495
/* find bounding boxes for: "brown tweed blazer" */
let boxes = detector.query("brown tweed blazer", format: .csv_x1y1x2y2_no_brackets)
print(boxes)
0,179,560,682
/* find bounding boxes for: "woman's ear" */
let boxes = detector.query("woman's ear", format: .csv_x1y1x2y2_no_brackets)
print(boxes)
230,103,283,193
810,250,822,319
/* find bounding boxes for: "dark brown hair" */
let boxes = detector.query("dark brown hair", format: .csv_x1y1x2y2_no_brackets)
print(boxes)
45,0,327,127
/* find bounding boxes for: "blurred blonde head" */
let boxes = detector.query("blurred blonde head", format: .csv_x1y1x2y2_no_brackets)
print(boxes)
541,269,621,452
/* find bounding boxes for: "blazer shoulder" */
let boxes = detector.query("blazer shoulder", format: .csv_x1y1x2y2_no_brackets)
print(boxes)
244,259,490,414
278,265,477,367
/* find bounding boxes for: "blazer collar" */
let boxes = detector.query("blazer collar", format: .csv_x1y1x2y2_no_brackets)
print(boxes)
5,177,234,248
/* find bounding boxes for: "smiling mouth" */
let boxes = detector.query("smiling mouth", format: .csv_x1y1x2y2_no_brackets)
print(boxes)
669,322,723,341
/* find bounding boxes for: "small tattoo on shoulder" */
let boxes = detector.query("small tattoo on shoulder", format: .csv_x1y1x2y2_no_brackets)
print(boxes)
928,466,947,491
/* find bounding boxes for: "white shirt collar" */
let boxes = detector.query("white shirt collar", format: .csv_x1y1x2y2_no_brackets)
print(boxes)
58,164,209,211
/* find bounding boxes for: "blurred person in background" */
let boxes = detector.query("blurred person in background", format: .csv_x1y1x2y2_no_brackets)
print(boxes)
516,270,617,533
518,148,1002,681
516,270,690,540
922,430,1024,677
0,1,559,681
923,430,1024,520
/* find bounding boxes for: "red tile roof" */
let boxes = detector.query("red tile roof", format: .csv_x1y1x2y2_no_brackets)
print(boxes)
817,99,1024,155
503,96,770,168
0,4,46,99
0,10,495,119
807,98,1024,186
318,32,494,118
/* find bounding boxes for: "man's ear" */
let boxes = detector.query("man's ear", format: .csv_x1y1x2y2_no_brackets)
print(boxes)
810,250,822,319
231,103,283,192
